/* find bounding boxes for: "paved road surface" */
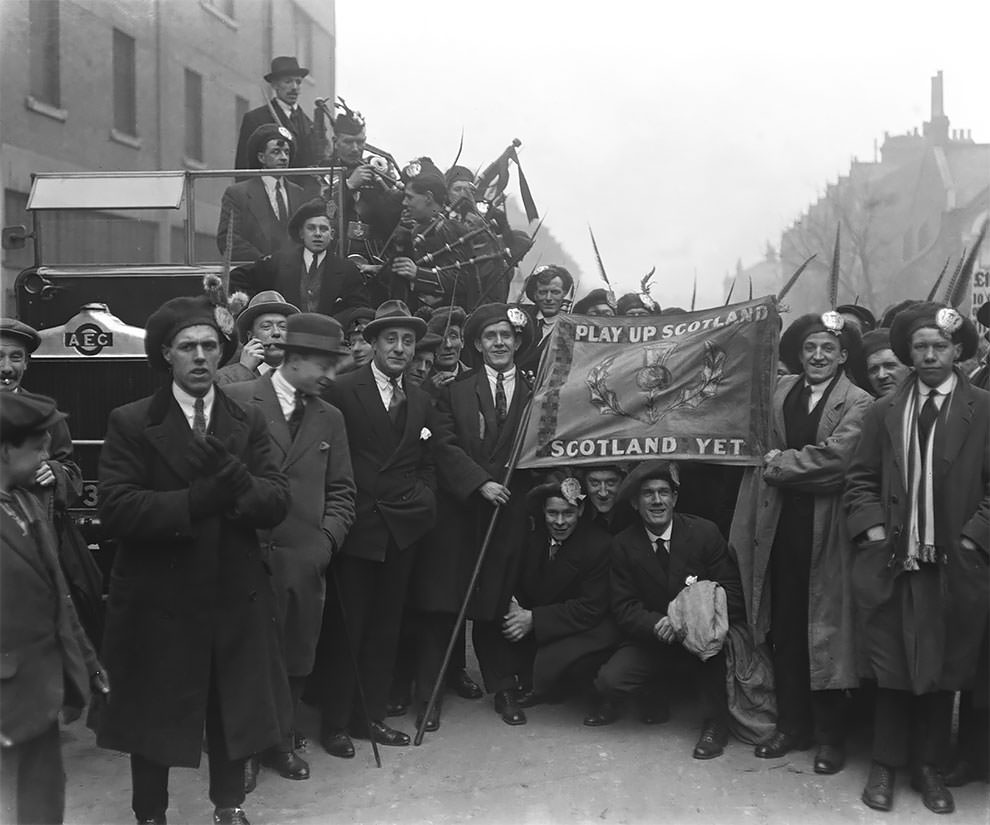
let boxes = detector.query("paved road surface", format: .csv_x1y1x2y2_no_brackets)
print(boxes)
62,674,989,825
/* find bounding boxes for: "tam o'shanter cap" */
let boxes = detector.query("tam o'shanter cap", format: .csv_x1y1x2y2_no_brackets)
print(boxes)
145,294,237,371
836,304,877,332
527,470,587,511
288,199,330,239
236,291,299,341
616,460,681,504
0,391,66,441
463,303,534,354
573,288,615,314
524,265,573,302
415,332,443,353
247,123,295,168
0,318,41,353
362,300,427,342
889,301,978,366
616,292,653,316
334,305,375,336
426,305,467,336
264,56,309,82
281,313,349,356
444,165,475,187
861,328,894,360
778,312,862,375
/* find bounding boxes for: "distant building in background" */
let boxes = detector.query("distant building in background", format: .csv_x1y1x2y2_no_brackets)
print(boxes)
1,0,335,305
723,244,782,304
772,71,988,321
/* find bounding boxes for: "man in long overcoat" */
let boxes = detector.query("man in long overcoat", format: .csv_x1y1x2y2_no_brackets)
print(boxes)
225,313,355,787
97,294,291,825
729,312,872,774
845,302,989,815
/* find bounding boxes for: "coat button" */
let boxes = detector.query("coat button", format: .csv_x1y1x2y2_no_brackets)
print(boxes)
890,495,898,504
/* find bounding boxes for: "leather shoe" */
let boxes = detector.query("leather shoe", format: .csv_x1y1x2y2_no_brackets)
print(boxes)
515,688,542,708
292,731,308,752
243,755,259,794
813,744,846,775
416,701,442,732
350,720,411,746
640,698,670,725
261,748,309,780
693,718,729,760
910,764,955,814
493,690,527,726
320,727,355,759
136,818,166,824
447,668,483,700
583,695,621,727
385,700,409,717
861,761,895,812
213,808,249,825
754,730,812,759
943,758,981,787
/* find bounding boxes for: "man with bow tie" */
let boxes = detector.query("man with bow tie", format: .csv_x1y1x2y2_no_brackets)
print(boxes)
589,461,745,760
224,313,355,790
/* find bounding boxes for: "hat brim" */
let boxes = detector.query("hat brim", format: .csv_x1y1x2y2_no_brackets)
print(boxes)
236,301,300,340
362,316,428,343
615,462,679,504
0,328,41,354
264,68,309,82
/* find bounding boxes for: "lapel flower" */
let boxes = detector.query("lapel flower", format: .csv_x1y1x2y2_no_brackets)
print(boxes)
420,427,432,441
319,441,330,452
685,575,698,586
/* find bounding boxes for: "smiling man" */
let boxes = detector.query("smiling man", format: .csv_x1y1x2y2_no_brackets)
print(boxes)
846,303,989,815
731,311,872,775
590,461,744,760
518,265,573,373
581,465,636,535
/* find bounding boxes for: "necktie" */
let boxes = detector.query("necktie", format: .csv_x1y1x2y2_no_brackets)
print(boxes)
494,371,507,427
275,179,288,226
800,384,813,413
918,389,939,446
388,377,405,425
287,390,305,440
656,538,667,555
193,397,207,435
548,539,561,562
303,253,321,311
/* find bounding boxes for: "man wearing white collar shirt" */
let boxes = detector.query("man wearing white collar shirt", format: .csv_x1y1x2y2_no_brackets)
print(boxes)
846,302,989,815
518,265,572,374
731,311,871,775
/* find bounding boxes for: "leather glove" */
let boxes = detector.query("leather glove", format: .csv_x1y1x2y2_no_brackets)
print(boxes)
214,456,253,499
187,435,226,476
188,476,230,519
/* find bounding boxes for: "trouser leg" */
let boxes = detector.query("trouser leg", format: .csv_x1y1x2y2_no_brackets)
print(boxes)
594,641,663,697
206,659,245,810
414,611,456,704
275,676,306,752
873,688,912,767
451,622,468,673
130,753,169,823
957,691,990,772
389,617,416,704
473,618,521,694
812,688,847,746
769,533,813,738
1,722,65,825
912,690,954,767
697,648,731,726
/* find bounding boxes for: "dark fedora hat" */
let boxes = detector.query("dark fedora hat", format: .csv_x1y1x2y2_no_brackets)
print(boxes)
463,303,535,355
362,300,427,342
235,290,299,341
288,198,330,239
280,313,349,356
264,56,309,82
246,123,295,168
615,460,681,504
0,390,66,442
144,295,237,371
889,301,979,365
0,318,41,353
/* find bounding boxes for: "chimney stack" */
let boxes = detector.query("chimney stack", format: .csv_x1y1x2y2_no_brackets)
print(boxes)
931,70,944,118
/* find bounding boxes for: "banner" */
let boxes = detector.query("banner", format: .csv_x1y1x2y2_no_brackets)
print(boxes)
516,297,779,469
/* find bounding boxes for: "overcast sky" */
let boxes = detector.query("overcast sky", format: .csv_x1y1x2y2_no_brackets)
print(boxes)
334,0,990,307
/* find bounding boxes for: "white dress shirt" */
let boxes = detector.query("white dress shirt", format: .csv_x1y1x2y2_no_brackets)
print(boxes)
302,249,325,272
261,175,286,219
645,521,673,554
271,367,298,419
803,379,828,412
172,383,214,431
915,372,956,411
371,361,404,410
536,311,557,343
484,364,516,410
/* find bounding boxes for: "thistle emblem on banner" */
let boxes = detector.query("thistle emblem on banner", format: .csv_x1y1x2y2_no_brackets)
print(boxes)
586,341,726,424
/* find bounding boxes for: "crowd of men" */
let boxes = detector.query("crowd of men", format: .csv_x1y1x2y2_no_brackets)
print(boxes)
1,55,988,825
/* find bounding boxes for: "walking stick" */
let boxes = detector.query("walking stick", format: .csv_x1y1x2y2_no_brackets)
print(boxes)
414,393,538,745
329,569,383,768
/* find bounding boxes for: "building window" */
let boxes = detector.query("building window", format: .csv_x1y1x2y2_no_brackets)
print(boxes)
29,0,60,106
113,28,137,136
185,69,204,161
293,4,313,72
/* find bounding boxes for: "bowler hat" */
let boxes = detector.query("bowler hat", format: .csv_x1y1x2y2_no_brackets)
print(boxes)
362,300,427,342
573,288,615,315
463,303,535,355
145,295,237,371
288,198,330,239
889,301,979,365
236,290,299,341
264,56,309,82
836,304,877,332
281,313,349,356
524,265,573,303
615,460,681,504
247,123,295,168
0,318,41,353
0,391,66,442
779,312,862,375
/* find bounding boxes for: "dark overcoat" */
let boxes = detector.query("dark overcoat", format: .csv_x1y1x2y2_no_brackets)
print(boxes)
611,513,746,644
413,367,533,620
844,370,990,693
225,375,356,675
515,520,621,690
217,177,304,262
96,386,291,767
729,372,871,690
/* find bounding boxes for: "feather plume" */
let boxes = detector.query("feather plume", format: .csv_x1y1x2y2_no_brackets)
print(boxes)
723,277,736,306
828,225,840,309
748,274,753,301
202,272,227,308
941,249,967,305
588,225,613,290
946,218,988,308
640,267,656,297
228,291,249,317
777,254,816,300
450,127,464,170
925,256,952,302
691,270,697,312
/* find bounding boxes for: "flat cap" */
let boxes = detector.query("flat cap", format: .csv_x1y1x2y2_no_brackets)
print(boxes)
0,390,66,441
0,318,41,353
